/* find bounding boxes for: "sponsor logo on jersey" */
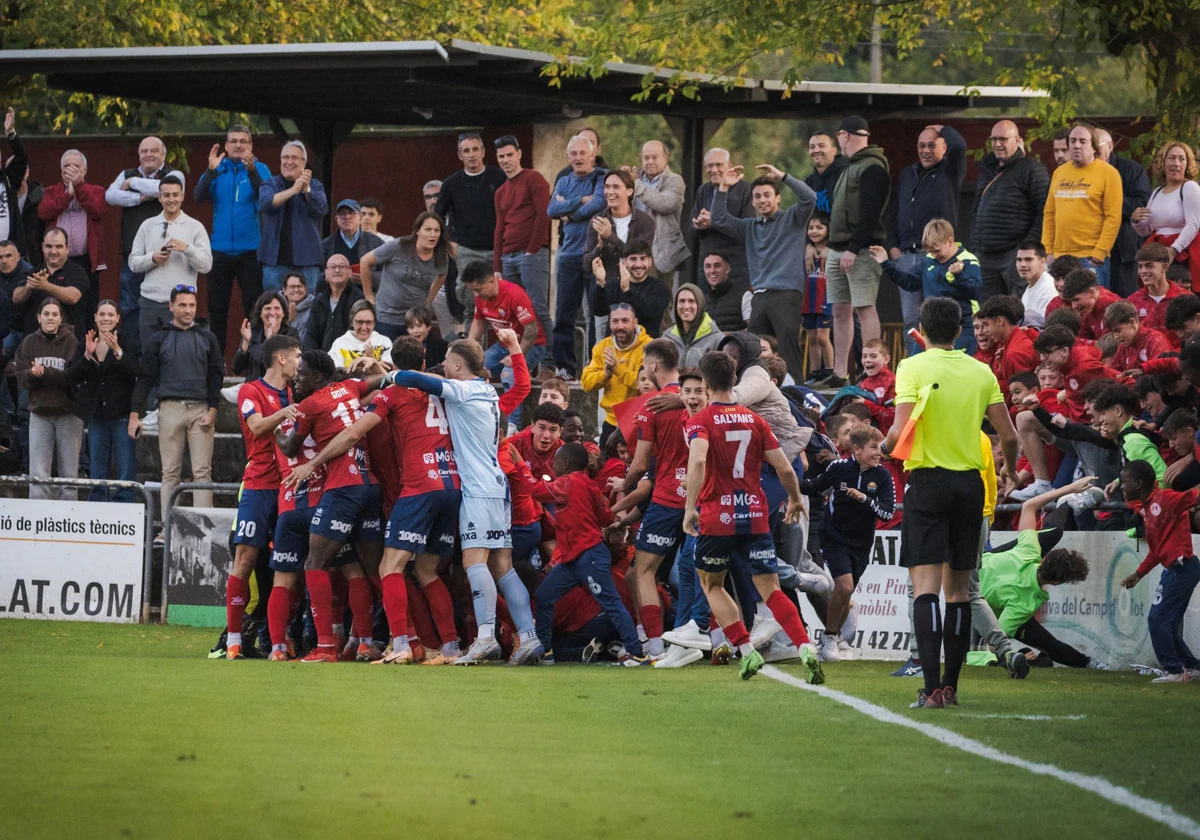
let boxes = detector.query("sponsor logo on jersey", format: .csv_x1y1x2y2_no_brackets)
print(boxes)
719,512,733,525
272,551,299,565
733,492,760,507
674,468,686,481
427,470,439,480
241,398,254,415
389,529,427,545
721,495,733,506
423,453,436,464
1069,378,1079,390
329,519,353,534
1150,502,1162,517
866,481,877,492
749,548,775,560
643,532,674,547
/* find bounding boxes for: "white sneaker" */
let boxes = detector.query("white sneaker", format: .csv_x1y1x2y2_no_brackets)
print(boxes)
817,632,841,663
837,638,857,660
796,572,834,596
1150,671,1190,684
452,635,502,665
1087,659,1113,671
1007,480,1052,502
661,620,712,651
654,645,704,668
749,617,782,651
141,409,158,432
763,638,800,663
1064,487,1105,516
220,384,242,404
1186,667,1200,681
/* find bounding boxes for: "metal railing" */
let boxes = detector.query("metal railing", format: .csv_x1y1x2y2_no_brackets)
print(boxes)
0,475,158,622
159,481,243,624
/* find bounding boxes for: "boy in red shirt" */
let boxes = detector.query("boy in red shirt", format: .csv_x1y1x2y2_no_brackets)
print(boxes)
534,442,645,665
1105,300,1171,373
1062,268,1122,341
858,338,895,429
508,403,563,481
1128,243,1189,348
977,295,1039,402
1120,459,1200,683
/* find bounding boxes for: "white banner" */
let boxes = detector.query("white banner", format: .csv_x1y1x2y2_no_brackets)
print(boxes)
0,498,144,623
799,530,1200,666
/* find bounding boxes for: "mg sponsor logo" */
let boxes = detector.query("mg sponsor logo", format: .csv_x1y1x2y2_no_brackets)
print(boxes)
733,492,760,506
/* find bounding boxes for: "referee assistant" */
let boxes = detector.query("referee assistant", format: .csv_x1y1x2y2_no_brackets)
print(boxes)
881,297,1018,709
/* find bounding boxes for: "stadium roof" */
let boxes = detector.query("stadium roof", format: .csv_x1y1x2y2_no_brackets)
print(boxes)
0,39,1045,126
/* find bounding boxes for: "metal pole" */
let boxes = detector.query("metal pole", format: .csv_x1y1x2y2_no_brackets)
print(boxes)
158,481,243,624
870,0,883,84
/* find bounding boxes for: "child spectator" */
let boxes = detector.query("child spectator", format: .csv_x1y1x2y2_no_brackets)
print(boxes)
1160,409,1200,491
1061,268,1122,341
1106,300,1171,373
534,442,645,666
1043,254,1085,319
404,304,448,367
763,355,788,388
1093,383,1167,491
1007,370,1039,410
759,335,795,386
1128,243,1189,348
538,375,571,411
802,212,834,384
1135,375,1170,429
1095,332,1120,369
1119,458,1200,683
972,312,995,366
798,425,894,662
858,338,895,428
869,219,983,353
976,295,1039,400
824,413,859,457
1165,295,1200,347
1043,306,1084,340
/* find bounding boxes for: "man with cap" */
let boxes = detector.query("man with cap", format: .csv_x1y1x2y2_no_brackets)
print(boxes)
822,116,890,389
321,198,385,278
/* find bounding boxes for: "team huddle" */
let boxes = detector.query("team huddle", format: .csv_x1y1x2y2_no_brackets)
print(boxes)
222,319,824,681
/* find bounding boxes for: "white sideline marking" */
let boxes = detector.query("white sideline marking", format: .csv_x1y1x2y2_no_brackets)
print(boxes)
762,666,1200,839
957,713,1088,721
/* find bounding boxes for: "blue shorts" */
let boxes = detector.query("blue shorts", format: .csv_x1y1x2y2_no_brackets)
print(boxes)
310,484,383,544
384,489,461,557
460,494,512,550
331,541,358,568
270,508,313,572
512,522,543,563
802,307,832,331
824,540,870,584
233,489,278,549
634,502,685,555
695,532,779,576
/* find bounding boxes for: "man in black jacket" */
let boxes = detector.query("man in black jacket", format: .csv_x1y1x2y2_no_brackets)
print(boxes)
590,239,671,338
303,254,363,352
887,123,968,355
686,148,753,287
129,286,224,511
971,120,1051,300
0,108,32,261
1097,129,1151,298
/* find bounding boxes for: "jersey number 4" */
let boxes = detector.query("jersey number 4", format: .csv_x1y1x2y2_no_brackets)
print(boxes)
425,397,449,433
726,430,751,478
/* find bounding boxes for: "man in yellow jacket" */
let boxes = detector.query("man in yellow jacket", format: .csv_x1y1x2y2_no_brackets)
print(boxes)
580,302,651,442
1042,124,1123,289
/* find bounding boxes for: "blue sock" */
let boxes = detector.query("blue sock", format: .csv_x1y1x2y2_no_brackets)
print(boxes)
497,568,535,639
465,564,498,637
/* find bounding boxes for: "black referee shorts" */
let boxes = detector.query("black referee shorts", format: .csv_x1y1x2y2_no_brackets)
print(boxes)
900,468,984,572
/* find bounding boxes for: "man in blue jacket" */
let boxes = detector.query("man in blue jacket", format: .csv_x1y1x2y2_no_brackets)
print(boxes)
193,125,272,353
547,134,608,379
258,140,328,296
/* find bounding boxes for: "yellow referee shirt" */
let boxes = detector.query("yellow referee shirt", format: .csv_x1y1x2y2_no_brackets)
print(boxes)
894,348,1005,473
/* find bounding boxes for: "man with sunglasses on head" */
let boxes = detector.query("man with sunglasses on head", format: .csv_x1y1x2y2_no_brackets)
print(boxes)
128,175,212,344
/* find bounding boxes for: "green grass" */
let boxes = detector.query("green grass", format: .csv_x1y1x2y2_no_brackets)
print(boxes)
3,621,1198,840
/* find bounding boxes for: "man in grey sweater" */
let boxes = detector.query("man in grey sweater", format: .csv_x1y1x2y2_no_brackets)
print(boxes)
711,163,816,383
129,286,225,511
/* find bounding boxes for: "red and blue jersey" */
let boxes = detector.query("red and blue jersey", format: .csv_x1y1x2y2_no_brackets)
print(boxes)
635,383,690,509
238,378,291,490
294,379,376,491
802,262,827,315
367,384,460,497
274,416,325,512
685,402,780,535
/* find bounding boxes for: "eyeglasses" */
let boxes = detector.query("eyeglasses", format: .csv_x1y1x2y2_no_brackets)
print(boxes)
989,136,1018,143
352,319,375,327
423,193,440,201
609,303,635,313
327,265,350,271
174,284,196,293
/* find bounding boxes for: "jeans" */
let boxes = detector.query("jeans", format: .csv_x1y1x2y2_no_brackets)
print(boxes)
1079,257,1111,290
673,535,712,631
263,265,319,295
892,251,926,357
158,400,215,510
552,254,587,376
553,614,620,661
29,412,83,500
747,289,805,382
484,342,546,427
208,250,264,354
501,248,552,357
119,263,145,349
535,544,642,656
88,417,138,502
1147,556,1200,673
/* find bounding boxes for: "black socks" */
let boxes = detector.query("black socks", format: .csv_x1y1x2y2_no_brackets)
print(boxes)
941,601,972,691
913,593,942,695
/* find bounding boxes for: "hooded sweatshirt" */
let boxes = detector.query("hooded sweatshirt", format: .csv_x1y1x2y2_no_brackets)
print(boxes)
718,331,810,461
15,324,78,416
664,283,725,368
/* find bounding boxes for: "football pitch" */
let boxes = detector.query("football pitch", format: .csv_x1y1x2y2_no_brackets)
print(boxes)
4,621,1199,840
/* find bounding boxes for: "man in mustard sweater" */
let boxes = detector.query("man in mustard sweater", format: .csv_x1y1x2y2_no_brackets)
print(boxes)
1042,124,1123,289
580,302,650,445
